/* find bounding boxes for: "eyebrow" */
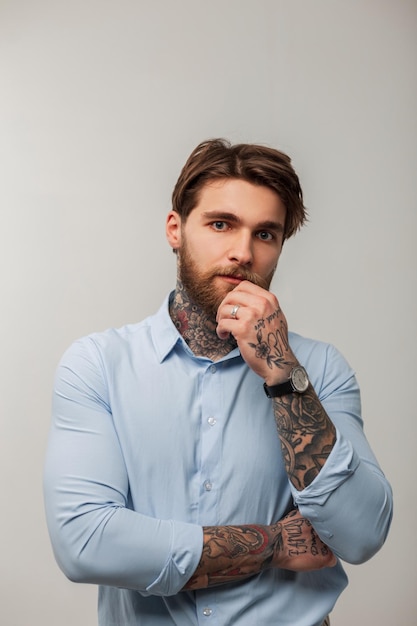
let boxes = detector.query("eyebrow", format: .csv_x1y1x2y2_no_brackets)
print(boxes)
201,211,285,233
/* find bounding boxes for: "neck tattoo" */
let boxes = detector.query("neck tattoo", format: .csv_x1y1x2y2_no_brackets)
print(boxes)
169,279,237,361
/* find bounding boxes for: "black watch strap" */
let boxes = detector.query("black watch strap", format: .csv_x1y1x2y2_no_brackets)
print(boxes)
263,380,294,398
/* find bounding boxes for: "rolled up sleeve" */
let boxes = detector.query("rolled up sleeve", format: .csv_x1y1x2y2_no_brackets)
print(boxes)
43,338,203,595
291,341,393,564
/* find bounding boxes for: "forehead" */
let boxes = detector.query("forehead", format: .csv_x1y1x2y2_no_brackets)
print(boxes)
192,178,286,223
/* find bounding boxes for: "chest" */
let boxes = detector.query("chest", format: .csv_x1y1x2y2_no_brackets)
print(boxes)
107,351,291,525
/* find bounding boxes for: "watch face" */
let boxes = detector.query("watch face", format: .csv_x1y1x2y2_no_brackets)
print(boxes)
291,366,309,393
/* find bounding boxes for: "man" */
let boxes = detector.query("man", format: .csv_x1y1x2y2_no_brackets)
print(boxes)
44,139,393,625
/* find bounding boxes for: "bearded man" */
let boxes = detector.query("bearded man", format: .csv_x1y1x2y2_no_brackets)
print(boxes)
44,138,392,626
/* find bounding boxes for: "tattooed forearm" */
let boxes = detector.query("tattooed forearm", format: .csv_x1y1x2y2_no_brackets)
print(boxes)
273,385,336,490
184,524,282,589
183,510,335,590
248,308,336,489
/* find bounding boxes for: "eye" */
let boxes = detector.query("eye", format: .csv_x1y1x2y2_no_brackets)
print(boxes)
211,221,229,231
257,231,274,241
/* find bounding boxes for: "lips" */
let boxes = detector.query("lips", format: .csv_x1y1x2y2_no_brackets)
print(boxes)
214,269,269,290
218,275,244,284
215,268,249,281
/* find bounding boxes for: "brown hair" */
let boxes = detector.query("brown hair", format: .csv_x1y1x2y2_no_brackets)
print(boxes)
171,138,307,240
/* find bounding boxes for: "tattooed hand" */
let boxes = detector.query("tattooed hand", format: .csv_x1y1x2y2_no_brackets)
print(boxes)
275,509,337,572
216,280,297,385
216,280,337,490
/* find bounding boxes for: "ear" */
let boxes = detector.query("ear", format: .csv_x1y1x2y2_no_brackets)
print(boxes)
166,211,182,251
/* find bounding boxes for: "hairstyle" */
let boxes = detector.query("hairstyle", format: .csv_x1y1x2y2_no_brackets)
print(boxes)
171,138,306,240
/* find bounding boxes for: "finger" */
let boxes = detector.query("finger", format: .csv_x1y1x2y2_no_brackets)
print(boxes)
216,312,242,340
216,306,250,340
216,304,249,338
216,290,274,324
231,279,267,294
231,280,277,301
216,327,231,340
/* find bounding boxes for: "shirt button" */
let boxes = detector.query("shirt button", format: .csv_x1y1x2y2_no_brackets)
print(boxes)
210,365,217,373
204,480,212,491
202,607,212,616
207,416,217,426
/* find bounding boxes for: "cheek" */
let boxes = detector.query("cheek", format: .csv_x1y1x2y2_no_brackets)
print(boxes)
191,236,224,263
257,247,281,274
183,239,217,272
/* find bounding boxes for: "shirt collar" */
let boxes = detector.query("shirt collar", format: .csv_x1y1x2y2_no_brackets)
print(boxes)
149,293,182,363
150,292,241,364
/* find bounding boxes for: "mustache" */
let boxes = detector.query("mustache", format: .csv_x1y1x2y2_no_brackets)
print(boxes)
210,267,270,290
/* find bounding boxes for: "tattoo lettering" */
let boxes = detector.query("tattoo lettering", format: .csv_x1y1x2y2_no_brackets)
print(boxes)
254,318,265,331
284,514,314,556
254,307,282,332
282,512,330,559
266,308,281,324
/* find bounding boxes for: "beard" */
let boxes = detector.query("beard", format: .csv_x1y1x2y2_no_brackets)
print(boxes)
177,237,275,319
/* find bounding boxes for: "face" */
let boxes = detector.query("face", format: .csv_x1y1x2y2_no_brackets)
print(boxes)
166,178,286,318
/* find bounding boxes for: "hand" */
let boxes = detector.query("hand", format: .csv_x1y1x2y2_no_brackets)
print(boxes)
273,509,337,572
216,281,297,385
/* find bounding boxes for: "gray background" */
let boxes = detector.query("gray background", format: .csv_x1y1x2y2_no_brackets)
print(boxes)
1,1,415,624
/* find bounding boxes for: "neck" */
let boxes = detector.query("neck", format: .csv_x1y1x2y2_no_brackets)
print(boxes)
169,279,237,361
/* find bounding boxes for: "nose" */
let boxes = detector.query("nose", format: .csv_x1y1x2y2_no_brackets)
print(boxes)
227,230,253,266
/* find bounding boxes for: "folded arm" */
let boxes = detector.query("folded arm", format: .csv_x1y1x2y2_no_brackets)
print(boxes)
184,509,336,590
216,281,393,564
44,338,334,598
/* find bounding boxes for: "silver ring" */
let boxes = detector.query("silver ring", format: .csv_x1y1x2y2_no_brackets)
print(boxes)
230,304,240,319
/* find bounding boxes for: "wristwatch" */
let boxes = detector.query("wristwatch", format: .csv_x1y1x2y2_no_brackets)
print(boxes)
263,365,309,398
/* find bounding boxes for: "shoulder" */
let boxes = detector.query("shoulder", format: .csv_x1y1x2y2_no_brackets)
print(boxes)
59,316,154,372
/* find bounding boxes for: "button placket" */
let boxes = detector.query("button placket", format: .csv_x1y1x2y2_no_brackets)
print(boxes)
198,362,223,523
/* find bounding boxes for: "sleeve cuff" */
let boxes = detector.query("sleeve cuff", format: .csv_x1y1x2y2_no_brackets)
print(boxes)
145,521,203,596
291,428,360,507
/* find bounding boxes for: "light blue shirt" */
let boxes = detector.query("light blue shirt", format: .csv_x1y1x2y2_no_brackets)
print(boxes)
44,294,392,626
